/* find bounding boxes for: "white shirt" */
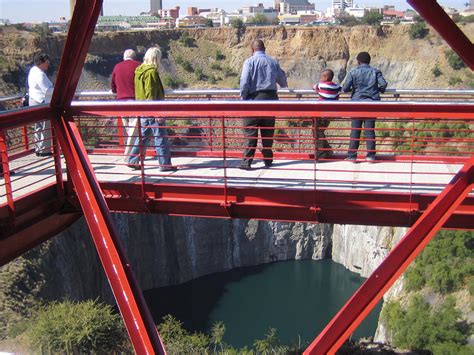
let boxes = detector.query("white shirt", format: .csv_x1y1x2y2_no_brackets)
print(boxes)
28,65,53,103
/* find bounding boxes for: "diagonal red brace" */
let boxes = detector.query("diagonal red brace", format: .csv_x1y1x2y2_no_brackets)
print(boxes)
304,155,474,354
408,0,474,70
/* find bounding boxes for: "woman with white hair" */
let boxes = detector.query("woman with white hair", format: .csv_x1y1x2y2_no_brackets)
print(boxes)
127,47,177,172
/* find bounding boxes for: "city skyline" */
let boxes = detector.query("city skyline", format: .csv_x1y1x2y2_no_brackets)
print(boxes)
0,0,469,23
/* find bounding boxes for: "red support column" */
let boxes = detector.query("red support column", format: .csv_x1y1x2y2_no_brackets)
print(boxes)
304,155,474,354
408,0,474,70
52,114,166,354
0,130,14,218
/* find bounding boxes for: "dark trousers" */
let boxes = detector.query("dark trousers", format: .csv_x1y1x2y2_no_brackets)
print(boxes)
348,118,376,159
242,91,278,166
314,117,332,158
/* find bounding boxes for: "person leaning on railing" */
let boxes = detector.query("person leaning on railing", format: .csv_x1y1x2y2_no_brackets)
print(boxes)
28,53,54,157
126,47,177,172
239,39,288,170
342,51,387,162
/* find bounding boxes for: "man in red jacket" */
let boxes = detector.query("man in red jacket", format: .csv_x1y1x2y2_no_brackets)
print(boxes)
111,49,141,157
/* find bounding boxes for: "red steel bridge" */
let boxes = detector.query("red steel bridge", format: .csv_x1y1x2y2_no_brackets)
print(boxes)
0,1,473,354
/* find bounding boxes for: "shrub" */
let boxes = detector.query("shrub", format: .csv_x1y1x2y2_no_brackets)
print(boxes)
409,21,429,39
174,55,184,65
215,50,226,61
448,76,463,86
337,14,360,26
195,68,205,81
223,67,238,77
382,295,471,352
208,74,218,84
162,75,185,89
181,60,193,72
179,32,195,47
445,50,466,70
210,62,222,71
432,65,442,77
361,11,383,26
25,300,129,353
230,18,244,30
205,18,214,28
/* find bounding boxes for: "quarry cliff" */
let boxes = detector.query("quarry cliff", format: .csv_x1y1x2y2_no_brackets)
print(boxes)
1,24,473,96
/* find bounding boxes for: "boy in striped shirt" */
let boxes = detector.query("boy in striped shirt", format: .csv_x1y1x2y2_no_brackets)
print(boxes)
312,69,341,159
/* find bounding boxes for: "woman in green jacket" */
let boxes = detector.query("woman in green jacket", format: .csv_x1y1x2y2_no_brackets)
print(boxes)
127,47,176,172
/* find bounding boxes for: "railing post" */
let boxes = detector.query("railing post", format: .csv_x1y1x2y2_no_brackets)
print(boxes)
221,116,229,213
209,118,213,152
22,125,29,151
51,119,64,199
117,116,125,148
0,130,14,218
137,117,146,200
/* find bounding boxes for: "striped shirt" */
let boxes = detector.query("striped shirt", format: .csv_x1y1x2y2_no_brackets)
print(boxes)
313,81,341,100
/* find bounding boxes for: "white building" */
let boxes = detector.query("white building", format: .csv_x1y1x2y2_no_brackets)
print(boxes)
274,0,315,14
333,0,353,11
346,5,367,18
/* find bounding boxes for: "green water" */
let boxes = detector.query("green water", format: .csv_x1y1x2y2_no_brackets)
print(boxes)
144,259,382,348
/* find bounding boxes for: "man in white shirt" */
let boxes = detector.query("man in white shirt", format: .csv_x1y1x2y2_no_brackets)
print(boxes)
28,53,54,156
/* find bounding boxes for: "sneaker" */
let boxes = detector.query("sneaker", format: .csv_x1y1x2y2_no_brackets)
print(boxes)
36,152,53,157
159,166,178,172
366,156,376,163
127,164,141,170
344,157,356,162
239,161,252,170
264,160,273,168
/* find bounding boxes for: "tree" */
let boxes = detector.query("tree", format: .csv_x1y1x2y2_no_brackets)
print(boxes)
362,10,383,26
432,65,442,77
210,321,226,352
445,50,466,70
253,13,269,26
230,18,244,30
205,18,214,28
337,14,360,26
409,21,429,39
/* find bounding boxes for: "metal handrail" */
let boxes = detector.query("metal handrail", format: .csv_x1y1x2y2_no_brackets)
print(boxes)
2,89,474,103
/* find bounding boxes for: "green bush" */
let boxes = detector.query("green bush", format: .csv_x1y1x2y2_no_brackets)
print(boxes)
174,55,184,65
179,32,195,47
361,11,383,26
208,74,218,84
409,21,429,39
25,300,129,353
181,60,193,72
223,67,238,77
432,65,442,77
215,50,226,61
448,76,463,86
210,62,222,71
382,295,471,353
205,18,214,28
445,50,466,70
405,230,474,294
230,18,244,30
162,75,185,89
195,68,205,81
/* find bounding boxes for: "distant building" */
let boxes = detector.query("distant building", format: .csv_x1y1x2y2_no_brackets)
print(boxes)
333,0,353,11
177,15,207,28
346,6,367,18
0,18,10,26
275,0,315,14
97,15,163,31
156,6,180,20
150,0,162,14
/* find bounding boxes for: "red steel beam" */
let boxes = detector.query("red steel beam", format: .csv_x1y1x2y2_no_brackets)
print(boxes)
70,101,474,119
304,155,474,354
0,105,50,130
52,115,166,354
97,182,474,230
408,0,474,70
48,0,166,353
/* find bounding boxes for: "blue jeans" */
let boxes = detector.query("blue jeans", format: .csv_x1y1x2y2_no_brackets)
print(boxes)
348,118,376,159
127,118,171,167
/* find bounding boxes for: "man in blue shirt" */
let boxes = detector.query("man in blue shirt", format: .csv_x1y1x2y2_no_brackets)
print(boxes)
342,51,387,162
239,39,288,170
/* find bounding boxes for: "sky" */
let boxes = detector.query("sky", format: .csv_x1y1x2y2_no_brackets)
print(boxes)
0,0,470,23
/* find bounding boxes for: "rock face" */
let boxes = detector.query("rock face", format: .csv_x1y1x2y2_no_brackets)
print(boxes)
0,212,406,339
